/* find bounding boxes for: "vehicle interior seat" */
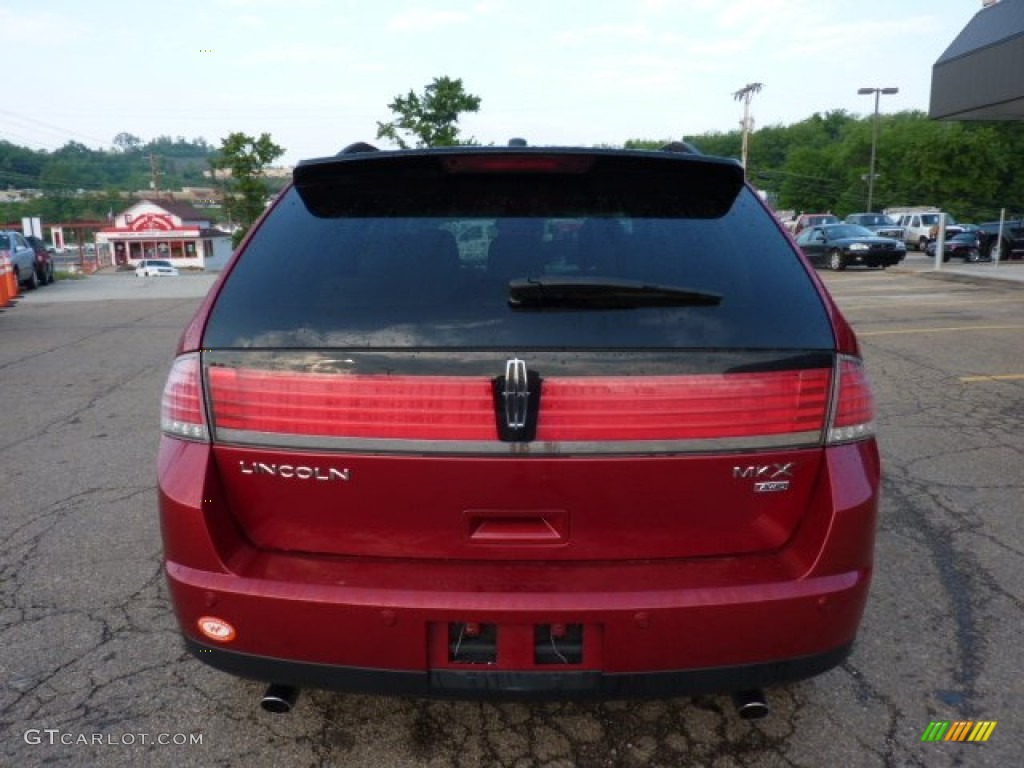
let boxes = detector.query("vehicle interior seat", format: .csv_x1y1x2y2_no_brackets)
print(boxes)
577,218,626,276
486,219,546,282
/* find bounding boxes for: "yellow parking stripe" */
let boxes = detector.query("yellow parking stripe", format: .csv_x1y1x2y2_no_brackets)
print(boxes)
960,374,1024,383
841,297,1023,311
859,324,1024,337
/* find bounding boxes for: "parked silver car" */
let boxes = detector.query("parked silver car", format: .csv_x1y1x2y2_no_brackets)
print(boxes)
843,213,904,241
0,230,40,290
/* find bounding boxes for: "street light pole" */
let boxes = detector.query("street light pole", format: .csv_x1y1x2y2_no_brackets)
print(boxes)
857,86,898,212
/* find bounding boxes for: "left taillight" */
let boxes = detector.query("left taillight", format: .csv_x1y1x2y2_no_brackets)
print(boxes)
161,353,208,442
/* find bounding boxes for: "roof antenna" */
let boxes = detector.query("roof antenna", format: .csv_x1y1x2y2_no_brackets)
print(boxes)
660,141,702,155
338,142,379,155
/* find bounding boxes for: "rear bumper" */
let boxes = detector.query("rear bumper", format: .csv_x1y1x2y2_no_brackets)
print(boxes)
183,635,852,701
166,558,871,700
160,438,879,700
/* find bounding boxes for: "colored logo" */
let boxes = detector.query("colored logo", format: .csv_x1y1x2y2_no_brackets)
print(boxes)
921,721,997,742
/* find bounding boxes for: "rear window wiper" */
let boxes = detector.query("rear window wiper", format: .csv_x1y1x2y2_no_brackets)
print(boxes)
508,277,722,310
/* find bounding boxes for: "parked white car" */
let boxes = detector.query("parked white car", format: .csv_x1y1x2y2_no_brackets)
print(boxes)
136,259,179,277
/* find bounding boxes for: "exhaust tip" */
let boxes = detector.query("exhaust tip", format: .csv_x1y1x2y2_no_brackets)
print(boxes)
732,689,769,720
261,684,299,714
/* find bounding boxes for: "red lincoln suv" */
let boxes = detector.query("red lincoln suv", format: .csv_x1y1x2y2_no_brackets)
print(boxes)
158,142,879,716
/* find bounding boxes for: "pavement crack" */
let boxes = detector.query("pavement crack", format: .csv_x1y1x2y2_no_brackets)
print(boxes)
880,472,986,710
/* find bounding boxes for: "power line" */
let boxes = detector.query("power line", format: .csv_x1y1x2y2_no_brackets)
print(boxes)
0,108,113,148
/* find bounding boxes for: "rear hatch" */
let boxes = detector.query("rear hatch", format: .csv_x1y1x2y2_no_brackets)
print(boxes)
196,147,846,562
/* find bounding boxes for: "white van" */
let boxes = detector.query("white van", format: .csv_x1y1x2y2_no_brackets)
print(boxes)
886,209,963,251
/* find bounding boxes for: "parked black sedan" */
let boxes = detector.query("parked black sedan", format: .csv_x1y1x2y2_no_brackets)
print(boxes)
25,235,55,285
924,232,986,262
795,224,906,271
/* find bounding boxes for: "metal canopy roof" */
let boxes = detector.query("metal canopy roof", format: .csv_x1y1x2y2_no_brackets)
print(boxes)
930,0,1024,121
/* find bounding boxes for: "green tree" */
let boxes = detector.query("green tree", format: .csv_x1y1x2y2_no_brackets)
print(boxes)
376,76,481,149
623,139,667,150
209,132,285,246
686,131,741,160
112,132,143,153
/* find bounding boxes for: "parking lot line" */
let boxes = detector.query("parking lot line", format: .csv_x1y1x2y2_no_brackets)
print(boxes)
839,297,1022,311
959,374,1024,383
858,324,1024,337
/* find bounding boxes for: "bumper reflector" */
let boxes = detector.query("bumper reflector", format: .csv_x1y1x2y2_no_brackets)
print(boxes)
197,616,237,643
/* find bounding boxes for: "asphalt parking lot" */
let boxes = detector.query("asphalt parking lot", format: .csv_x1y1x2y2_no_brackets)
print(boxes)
1,257,1021,767
12,270,221,303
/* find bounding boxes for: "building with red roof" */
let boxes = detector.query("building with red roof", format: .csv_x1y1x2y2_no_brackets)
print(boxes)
96,199,231,270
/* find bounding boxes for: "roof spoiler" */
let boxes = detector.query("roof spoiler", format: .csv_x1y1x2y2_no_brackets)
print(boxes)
334,139,703,156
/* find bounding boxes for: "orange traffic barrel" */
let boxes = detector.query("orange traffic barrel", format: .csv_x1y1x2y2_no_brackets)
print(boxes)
6,254,18,299
0,254,12,308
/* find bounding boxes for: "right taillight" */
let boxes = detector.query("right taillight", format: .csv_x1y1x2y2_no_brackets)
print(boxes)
537,369,830,441
827,355,875,445
161,353,208,442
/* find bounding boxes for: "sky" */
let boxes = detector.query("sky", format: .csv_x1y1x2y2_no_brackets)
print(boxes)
1,0,984,167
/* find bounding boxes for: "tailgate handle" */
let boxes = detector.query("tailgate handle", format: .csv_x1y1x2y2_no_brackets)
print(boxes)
467,512,567,544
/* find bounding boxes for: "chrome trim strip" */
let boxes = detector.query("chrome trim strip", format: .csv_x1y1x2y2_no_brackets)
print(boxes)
823,354,842,442
214,428,824,455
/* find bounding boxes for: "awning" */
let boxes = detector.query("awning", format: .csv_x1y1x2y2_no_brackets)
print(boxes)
930,0,1024,120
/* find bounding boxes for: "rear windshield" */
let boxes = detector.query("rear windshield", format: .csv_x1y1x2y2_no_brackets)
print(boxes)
204,173,833,350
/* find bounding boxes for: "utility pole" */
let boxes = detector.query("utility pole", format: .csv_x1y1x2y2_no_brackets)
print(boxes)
148,153,162,198
733,82,763,172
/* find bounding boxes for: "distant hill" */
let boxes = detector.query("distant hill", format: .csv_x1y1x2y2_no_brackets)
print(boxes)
0,135,217,195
